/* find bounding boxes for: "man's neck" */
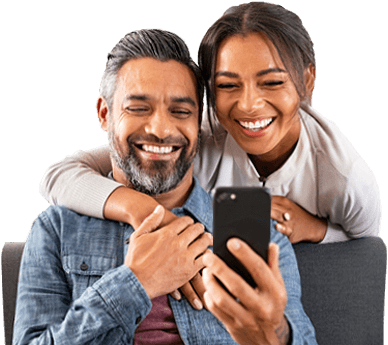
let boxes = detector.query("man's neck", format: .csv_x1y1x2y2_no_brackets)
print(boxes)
152,169,194,210
112,164,194,211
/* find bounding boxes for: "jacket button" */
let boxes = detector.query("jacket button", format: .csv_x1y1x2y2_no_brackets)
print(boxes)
80,263,88,271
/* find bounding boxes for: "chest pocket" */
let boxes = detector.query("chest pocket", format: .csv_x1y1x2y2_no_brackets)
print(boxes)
63,254,117,300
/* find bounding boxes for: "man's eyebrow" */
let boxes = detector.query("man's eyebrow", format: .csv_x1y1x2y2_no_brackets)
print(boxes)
171,96,197,107
123,94,196,107
124,94,151,101
215,68,287,78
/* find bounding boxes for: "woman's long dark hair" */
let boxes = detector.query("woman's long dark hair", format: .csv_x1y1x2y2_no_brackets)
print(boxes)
198,2,315,124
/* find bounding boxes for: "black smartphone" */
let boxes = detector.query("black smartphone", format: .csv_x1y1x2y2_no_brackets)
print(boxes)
213,186,271,288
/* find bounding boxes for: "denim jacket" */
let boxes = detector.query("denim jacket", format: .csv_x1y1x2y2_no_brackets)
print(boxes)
14,178,317,344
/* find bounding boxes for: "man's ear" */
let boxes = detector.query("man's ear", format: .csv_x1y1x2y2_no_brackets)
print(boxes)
97,97,109,131
303,64,316,105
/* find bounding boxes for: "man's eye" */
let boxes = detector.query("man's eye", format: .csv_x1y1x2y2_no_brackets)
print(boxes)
172,109,192,117
264,80,284,87
127,107,148,112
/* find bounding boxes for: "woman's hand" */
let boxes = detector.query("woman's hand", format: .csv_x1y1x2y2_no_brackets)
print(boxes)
202,240,290,345
271,196,327,243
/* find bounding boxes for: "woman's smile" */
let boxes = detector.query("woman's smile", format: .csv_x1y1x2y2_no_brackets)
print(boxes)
235,117,276,138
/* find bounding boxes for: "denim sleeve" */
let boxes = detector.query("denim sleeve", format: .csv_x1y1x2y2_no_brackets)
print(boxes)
272,229,318,344
13,212,152,345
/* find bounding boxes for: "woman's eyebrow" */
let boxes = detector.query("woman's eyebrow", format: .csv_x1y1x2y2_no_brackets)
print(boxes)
256,68,287,77
215,68,287,78
214,71,239,78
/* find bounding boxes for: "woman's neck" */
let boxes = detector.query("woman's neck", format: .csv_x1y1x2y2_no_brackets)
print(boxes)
248,119,301,178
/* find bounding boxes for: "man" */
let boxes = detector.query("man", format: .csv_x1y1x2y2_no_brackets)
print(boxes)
14,29,316,344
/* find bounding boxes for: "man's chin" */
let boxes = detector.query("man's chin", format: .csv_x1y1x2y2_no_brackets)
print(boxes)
141,159,175,172
112,141,196,195
126,172,183,196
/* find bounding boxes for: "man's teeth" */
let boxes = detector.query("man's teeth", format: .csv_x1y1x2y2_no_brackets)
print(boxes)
239,118,273,131
142,145,173,154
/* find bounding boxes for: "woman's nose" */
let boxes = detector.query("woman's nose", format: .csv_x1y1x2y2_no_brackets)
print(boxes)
236,83,265,114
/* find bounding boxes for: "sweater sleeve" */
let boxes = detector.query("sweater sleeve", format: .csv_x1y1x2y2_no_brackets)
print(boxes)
39,145,122,219
320,157,381,244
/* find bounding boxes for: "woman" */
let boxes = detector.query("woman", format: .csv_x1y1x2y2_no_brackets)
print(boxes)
41,2,380,245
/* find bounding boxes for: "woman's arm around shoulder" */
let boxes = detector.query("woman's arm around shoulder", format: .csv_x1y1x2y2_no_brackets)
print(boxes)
39,145,118,219
39,145,177,228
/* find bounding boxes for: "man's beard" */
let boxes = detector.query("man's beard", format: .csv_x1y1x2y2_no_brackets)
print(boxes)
108,127,198,196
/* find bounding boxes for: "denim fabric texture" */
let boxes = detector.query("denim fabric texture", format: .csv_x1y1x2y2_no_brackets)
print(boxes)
13,178,317,344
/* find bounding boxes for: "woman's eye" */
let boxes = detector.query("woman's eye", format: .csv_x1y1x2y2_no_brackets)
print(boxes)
216,83,236,89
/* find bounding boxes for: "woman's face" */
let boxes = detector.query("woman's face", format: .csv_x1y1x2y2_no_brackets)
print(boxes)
214,32,301,157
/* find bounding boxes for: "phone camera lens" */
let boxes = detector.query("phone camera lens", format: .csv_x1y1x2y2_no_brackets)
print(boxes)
217,192,237,203
217,192,228,203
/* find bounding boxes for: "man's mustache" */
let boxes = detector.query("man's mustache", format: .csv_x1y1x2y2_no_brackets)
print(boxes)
127,133,189,147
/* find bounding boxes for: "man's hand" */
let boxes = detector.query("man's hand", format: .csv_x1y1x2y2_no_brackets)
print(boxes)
171,272,208,310
107,188,208,309
125,205,213,300
202,240,290,345
271,196,327,243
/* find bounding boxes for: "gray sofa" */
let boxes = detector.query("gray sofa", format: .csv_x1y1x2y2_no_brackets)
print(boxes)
293,237,386,344
2,237,387,345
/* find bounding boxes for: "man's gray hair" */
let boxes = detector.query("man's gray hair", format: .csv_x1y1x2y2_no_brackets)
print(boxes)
100,29,204,122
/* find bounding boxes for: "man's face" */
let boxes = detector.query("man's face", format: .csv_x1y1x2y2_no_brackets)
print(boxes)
101,57,199,195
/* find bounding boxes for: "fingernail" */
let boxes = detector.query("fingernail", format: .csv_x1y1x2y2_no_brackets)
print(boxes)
193,298,203,310
171,290,181,300
154,205,163,213
283,212,291,221
228,238,241,250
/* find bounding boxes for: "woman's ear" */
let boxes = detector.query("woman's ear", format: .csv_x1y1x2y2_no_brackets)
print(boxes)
304,64,316,104
97,97,109,131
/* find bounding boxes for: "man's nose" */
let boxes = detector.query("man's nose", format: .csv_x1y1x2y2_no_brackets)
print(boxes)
144,110,175,139
236,83,265,114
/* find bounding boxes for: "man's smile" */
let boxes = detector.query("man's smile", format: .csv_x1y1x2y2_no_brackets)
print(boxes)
143,144,173,154
138,144,179,154
134,143,184,161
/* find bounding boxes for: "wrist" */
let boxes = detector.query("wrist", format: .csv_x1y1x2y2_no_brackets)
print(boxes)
128,265,158,300
275,316,291,345
313,218,327,243
103,186,160,228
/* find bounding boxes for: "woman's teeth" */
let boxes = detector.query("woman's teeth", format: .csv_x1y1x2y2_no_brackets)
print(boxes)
142,145,174,154
239,118,273,131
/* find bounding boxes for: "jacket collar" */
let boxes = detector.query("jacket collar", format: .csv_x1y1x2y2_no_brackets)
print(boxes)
173,177,213,233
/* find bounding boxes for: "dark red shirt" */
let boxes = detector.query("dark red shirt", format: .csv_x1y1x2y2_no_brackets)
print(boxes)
134,294,184,344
